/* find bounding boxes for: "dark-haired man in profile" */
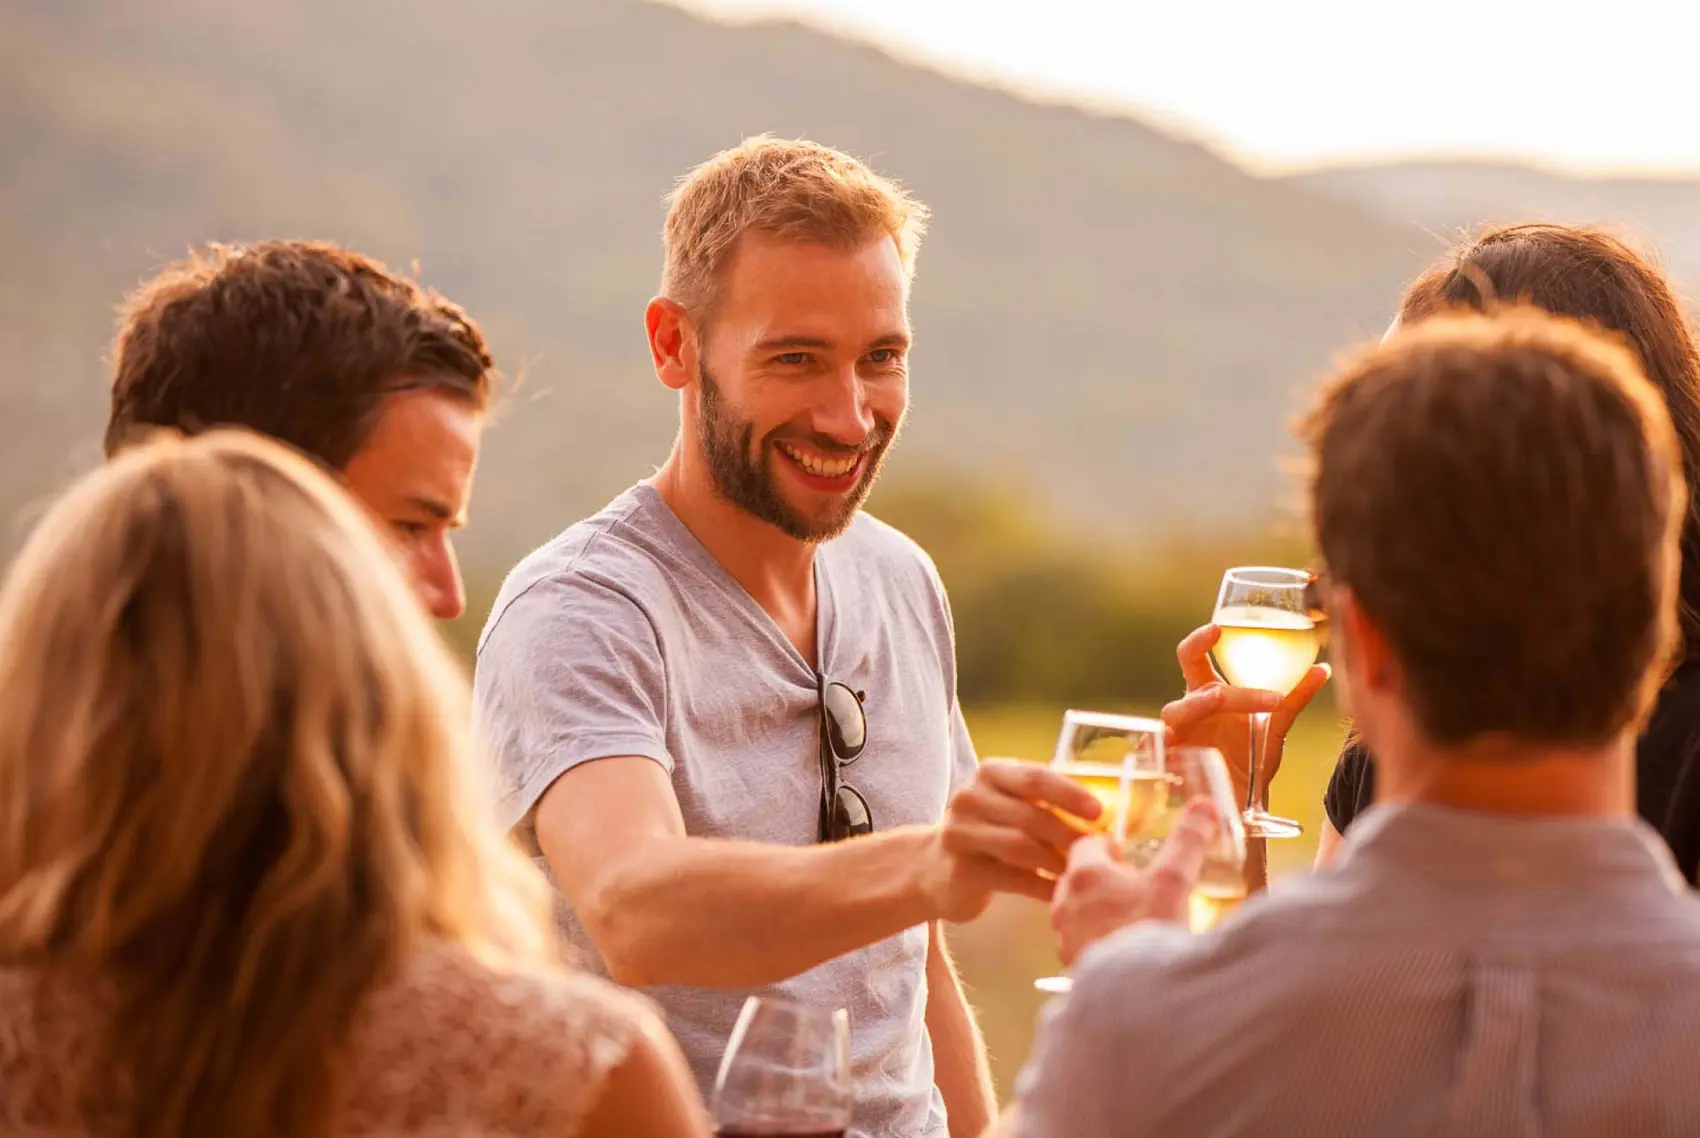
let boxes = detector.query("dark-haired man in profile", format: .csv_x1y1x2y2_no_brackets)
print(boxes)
1010,309,1700,1136
104,239,494,620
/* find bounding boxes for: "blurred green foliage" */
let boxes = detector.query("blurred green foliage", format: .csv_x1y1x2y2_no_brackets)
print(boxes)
445,475,1326,710
868,477,1319,707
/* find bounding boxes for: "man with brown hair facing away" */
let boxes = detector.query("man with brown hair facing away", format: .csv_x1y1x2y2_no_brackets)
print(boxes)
1012,308,1700,1137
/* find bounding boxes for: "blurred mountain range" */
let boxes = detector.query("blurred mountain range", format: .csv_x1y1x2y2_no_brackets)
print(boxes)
4,0,1696,571
1287,161,1700,292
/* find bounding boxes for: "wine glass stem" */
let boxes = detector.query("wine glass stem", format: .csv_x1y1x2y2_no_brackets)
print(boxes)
1247,711,1272,813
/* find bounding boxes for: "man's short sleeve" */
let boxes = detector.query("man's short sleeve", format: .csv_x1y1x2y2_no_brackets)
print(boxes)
948,701,978,797
474,574,673,849
923,552,979,796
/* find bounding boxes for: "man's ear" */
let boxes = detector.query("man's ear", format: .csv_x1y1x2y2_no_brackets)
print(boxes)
1332,585,1401,719
645,297,698,392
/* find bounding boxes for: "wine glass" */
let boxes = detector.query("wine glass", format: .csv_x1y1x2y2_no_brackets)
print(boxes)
1035,736,1250,994
1033,709,1166,993
1122,746,1249,935
712,996,852,1138
1047,708,1168,839
1211,566,1323,839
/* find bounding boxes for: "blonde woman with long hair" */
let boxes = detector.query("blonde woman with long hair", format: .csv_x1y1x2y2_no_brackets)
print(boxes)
0,430,707,1138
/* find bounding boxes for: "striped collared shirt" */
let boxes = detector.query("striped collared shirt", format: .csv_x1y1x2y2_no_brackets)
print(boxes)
1014,802,1700,1137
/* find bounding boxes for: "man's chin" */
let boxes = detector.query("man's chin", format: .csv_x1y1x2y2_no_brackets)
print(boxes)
723,452,883,542
779,477,879,541
767,498,857,543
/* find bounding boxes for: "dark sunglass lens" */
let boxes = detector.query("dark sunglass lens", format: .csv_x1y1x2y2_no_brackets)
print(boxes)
822,682,867,757
834,783,873,839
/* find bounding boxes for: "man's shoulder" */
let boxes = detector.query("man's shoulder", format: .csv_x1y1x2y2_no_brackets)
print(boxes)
1025,921,1233,1109
1070,878,1362,1011
480,488,679,642
834,511,944,589
1072,918,1236,998
1043,886,1379,1105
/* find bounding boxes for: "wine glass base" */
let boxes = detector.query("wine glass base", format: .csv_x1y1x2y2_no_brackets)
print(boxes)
1033,975,1074,994
1243,809,1303,840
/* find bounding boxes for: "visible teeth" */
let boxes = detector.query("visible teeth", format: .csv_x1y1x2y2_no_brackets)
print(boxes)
778,442,858,478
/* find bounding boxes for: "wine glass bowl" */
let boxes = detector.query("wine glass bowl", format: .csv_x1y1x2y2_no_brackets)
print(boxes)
1120,746,1249,934
1211,566,1320,839
712,996,852,1138
1047,709,1167,841
1033,710,1166,992
1034,739,1251,995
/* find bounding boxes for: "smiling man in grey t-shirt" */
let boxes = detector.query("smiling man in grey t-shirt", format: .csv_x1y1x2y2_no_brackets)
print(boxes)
473,137,1098,1138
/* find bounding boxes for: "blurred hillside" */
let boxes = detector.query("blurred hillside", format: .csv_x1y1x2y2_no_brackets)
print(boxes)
1287,160,1700,293
10,0,1700,692
9,3,1699,576
3,0,1428,570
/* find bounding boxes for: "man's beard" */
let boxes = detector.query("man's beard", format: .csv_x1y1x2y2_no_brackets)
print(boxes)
697,363,896,542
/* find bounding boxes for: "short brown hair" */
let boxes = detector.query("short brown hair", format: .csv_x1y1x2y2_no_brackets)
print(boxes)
106,240,494,468
661,134,930,315
1303,309,1684,747
1400,223,1700,660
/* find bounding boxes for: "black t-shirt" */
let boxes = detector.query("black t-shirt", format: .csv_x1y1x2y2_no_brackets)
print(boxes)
1322,660,1700,884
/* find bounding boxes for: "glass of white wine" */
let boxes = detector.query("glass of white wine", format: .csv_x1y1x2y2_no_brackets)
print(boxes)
1211,566,1324,840
1048,709,1169,840
1035,733,1250,995
1034,710,1167,994
1121,746,1249,935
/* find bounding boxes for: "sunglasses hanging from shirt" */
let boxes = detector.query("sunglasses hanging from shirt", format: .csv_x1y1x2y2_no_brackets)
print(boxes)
817,675,871,842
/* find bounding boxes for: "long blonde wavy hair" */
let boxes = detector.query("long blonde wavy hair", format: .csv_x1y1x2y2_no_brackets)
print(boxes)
0,430,555,1137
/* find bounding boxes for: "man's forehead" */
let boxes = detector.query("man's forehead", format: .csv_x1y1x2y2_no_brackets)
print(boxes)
714,239,909,348
721,232,906,301
348,389,482,518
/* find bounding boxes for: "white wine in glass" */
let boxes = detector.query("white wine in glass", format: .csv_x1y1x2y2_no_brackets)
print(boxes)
1189,881,1248,935
1212,606,1323,696
1035,746,1248,995
1050,762,1171,840
1121,746,1249,934
1045,709,1168,840
1211,567,1323,840
1033,710,1166,993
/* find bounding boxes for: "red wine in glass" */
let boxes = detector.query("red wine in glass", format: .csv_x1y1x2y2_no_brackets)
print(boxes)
712,997,853,1138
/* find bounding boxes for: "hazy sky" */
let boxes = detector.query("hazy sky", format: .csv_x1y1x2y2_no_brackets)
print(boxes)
682,0,1700,175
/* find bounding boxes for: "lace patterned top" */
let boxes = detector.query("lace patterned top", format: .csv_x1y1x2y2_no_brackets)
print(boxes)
0,940,663,1137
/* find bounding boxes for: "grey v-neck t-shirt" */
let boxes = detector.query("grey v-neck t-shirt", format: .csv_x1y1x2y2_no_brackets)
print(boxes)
473,483,978,1138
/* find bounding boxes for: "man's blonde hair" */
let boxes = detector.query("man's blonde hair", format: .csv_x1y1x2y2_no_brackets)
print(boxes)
661,134,930,314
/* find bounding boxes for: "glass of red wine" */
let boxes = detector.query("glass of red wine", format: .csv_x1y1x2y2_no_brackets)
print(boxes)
712,995,852,1138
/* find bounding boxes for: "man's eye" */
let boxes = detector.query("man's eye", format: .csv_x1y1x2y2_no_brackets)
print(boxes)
394,522,429,539
775,352,810,366
867,349,902,365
